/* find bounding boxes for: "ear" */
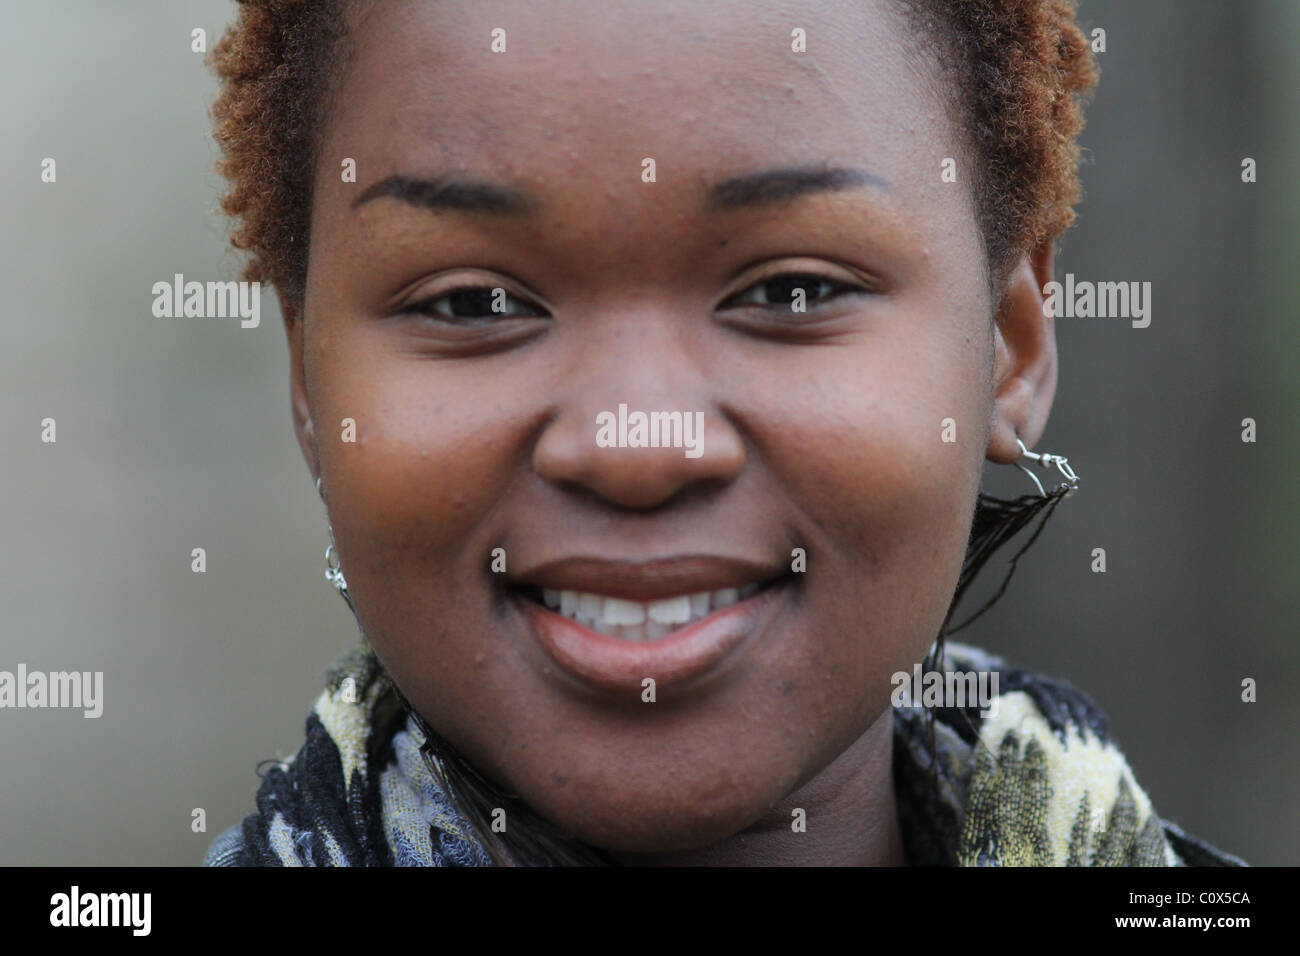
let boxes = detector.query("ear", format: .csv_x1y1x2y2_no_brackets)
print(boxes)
987,241,1059,465
280,290,320,483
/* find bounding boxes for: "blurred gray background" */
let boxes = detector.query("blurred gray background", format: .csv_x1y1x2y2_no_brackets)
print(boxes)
0,0,1295,865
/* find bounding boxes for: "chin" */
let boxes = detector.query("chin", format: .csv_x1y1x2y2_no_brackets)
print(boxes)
508,753,794,856
553,797,766,856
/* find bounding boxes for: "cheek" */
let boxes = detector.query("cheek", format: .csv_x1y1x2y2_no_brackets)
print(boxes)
306,327,517,638
723,314,991,686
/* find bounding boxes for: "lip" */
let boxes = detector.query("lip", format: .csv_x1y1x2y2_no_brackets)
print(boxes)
507,555,788,602
513,575,791,695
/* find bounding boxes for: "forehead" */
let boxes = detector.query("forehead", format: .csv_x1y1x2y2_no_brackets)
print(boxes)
322,0,956,205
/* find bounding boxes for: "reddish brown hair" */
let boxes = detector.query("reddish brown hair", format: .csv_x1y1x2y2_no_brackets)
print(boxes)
210,0,1098,306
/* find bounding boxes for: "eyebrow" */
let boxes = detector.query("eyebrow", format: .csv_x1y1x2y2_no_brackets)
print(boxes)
707,166,887,209
353,164,886,216
353,175,532,215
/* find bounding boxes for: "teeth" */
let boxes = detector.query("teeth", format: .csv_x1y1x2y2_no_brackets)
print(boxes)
603,597,645,625
533,583,769,641
578,593,602,622
647,595,691,624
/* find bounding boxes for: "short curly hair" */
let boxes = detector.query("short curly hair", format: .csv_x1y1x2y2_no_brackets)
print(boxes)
210,0,1098,308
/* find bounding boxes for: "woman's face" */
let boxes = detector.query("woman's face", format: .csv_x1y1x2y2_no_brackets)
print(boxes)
289,0,1039,853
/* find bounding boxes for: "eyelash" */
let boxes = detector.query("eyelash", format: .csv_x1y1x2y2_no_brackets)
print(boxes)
407,286,548,321
717,272,869,312
405,270,870,322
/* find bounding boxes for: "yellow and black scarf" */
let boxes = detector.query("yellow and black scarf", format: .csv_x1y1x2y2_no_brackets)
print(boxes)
204,640,1244,867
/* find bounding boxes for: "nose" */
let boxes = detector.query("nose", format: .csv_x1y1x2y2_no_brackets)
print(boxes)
531,321,746,510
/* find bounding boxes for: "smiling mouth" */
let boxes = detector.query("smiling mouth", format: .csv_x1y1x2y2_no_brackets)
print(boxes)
513,581,777,642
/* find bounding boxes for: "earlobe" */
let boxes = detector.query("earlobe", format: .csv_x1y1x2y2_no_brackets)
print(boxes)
987,242,1059,465
279,292,320,482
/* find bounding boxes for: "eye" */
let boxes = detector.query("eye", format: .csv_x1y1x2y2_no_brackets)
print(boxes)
718,271,868,312
407,285,549,321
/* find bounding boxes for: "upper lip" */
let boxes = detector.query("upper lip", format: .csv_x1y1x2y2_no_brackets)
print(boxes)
507,555,787,602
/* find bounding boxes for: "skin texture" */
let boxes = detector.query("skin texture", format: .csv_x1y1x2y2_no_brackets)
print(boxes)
281,0,1058,864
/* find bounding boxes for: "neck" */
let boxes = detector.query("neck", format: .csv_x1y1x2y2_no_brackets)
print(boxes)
614,707,904,866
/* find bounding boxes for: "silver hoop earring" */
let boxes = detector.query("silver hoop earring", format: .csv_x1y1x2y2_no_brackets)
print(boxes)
317,477,355,611
1014,438,1080,498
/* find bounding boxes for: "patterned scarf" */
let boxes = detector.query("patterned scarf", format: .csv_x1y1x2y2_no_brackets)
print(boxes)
204,640,1245,866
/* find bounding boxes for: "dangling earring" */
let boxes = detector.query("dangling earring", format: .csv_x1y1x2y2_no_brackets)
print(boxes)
317,476,356,613
938,436,1081,641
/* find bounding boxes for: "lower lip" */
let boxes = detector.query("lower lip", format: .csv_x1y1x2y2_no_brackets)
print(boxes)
514,580,791,695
